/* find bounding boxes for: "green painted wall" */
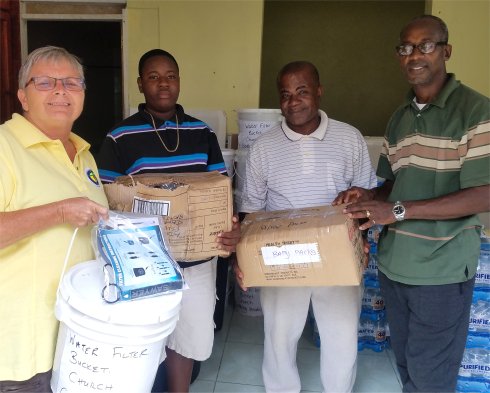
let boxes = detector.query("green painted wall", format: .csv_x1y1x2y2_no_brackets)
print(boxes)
260,1,425,136
429,0,490,96
125,1,488,137
127,1,264,133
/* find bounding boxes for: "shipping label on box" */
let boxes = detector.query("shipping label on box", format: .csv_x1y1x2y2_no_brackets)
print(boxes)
237,205,364,287
103,172,233,262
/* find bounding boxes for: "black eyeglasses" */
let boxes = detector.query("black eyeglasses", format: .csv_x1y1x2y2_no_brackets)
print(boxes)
395,41,447,56
26,76,86,91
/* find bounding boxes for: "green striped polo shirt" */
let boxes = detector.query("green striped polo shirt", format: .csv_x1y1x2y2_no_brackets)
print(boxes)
377,74,490,285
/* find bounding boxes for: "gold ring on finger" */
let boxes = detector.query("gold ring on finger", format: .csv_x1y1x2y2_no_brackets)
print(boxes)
366,210,371,218
372,219,376,225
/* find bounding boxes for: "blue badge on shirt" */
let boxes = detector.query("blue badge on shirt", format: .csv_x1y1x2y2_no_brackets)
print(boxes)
86,169,100,186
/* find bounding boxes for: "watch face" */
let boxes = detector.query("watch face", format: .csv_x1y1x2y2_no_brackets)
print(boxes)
393,205,404,215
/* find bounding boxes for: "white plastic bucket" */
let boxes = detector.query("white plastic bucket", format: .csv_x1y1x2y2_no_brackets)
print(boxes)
234,282,262,316
51,260,182,393
221,148,236,178
233,148,249,210
237,109,282,149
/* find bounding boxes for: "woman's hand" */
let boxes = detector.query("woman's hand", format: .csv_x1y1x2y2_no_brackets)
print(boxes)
58,197,109,227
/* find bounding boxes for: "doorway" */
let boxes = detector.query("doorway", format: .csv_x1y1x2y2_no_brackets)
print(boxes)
27,20,122,154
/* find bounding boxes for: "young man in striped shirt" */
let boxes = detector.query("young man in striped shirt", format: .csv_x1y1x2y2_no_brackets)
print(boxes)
236,61,377,392
335,15,490,392
97,49,240,393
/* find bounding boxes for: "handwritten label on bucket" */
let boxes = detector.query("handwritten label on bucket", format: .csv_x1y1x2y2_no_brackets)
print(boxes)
51,324,163,392
237,120,279,149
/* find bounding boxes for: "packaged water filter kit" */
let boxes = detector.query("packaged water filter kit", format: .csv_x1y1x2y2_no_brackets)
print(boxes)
51,212,186,393
95,212,185,302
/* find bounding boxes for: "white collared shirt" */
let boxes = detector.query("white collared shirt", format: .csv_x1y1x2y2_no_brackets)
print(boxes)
240,110,377,213
281,110,328,141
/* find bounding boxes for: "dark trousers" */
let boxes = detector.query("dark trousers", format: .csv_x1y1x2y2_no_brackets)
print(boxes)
0,370,52,393
379,272,474,393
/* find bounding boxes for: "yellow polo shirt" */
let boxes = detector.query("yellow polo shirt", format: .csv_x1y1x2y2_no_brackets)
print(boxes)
0,114,108,381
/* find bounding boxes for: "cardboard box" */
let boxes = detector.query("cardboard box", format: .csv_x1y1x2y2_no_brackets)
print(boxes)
236,205,364,287
103,172,233,262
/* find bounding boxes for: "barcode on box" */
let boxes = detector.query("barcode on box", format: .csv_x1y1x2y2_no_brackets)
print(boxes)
132,197,170,216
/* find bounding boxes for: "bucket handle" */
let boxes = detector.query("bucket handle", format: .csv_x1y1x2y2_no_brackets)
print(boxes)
101,263,122,303
56,227,123,305
56,227,79,303
232,160,243,182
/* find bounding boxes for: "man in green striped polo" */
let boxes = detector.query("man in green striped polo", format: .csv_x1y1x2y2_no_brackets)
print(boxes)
334,14,489,392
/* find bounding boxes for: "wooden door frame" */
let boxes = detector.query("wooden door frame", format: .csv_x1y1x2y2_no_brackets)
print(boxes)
0,0,22,122
19,0,129,117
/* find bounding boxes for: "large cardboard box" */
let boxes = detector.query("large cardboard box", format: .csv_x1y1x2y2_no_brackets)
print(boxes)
103,172,233,262
236,205,364,287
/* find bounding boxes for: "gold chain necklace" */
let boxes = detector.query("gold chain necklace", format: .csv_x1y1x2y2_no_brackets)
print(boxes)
145,110,180,153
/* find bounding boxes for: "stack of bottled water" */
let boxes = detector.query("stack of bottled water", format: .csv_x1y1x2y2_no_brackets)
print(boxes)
310,224,389,351
456,231,490,393
358,225,388,352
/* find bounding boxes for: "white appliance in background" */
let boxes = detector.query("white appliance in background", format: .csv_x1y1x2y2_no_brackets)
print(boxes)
364,136,384,171
185,109,227,150
129,107,227,150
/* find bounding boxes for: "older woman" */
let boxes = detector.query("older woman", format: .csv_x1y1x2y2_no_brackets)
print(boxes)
0,46,108,391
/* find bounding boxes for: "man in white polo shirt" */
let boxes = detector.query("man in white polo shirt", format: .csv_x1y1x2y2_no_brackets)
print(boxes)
237,61,377,393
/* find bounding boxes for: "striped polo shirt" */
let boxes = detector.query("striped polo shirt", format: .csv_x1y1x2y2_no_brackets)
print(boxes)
97,103,227,183
240,110,377,213
377,74,490,285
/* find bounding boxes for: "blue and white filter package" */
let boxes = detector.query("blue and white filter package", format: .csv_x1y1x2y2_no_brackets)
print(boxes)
93,211,186,302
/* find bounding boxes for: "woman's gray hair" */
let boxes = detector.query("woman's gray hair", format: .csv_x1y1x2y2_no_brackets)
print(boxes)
18,46,84,89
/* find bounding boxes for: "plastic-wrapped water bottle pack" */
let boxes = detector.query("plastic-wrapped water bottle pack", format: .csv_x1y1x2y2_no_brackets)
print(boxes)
456,232,490,393
310,224,389,352
357,310,387,352
475,237,490,289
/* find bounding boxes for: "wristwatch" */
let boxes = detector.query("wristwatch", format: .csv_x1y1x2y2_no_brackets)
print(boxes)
392,201,406,221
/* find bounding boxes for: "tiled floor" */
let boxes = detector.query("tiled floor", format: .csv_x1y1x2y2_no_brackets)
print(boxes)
190,302,402,393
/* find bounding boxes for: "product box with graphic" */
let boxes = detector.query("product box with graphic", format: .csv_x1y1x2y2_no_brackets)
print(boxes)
96,213,185,301
236,205,364,287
